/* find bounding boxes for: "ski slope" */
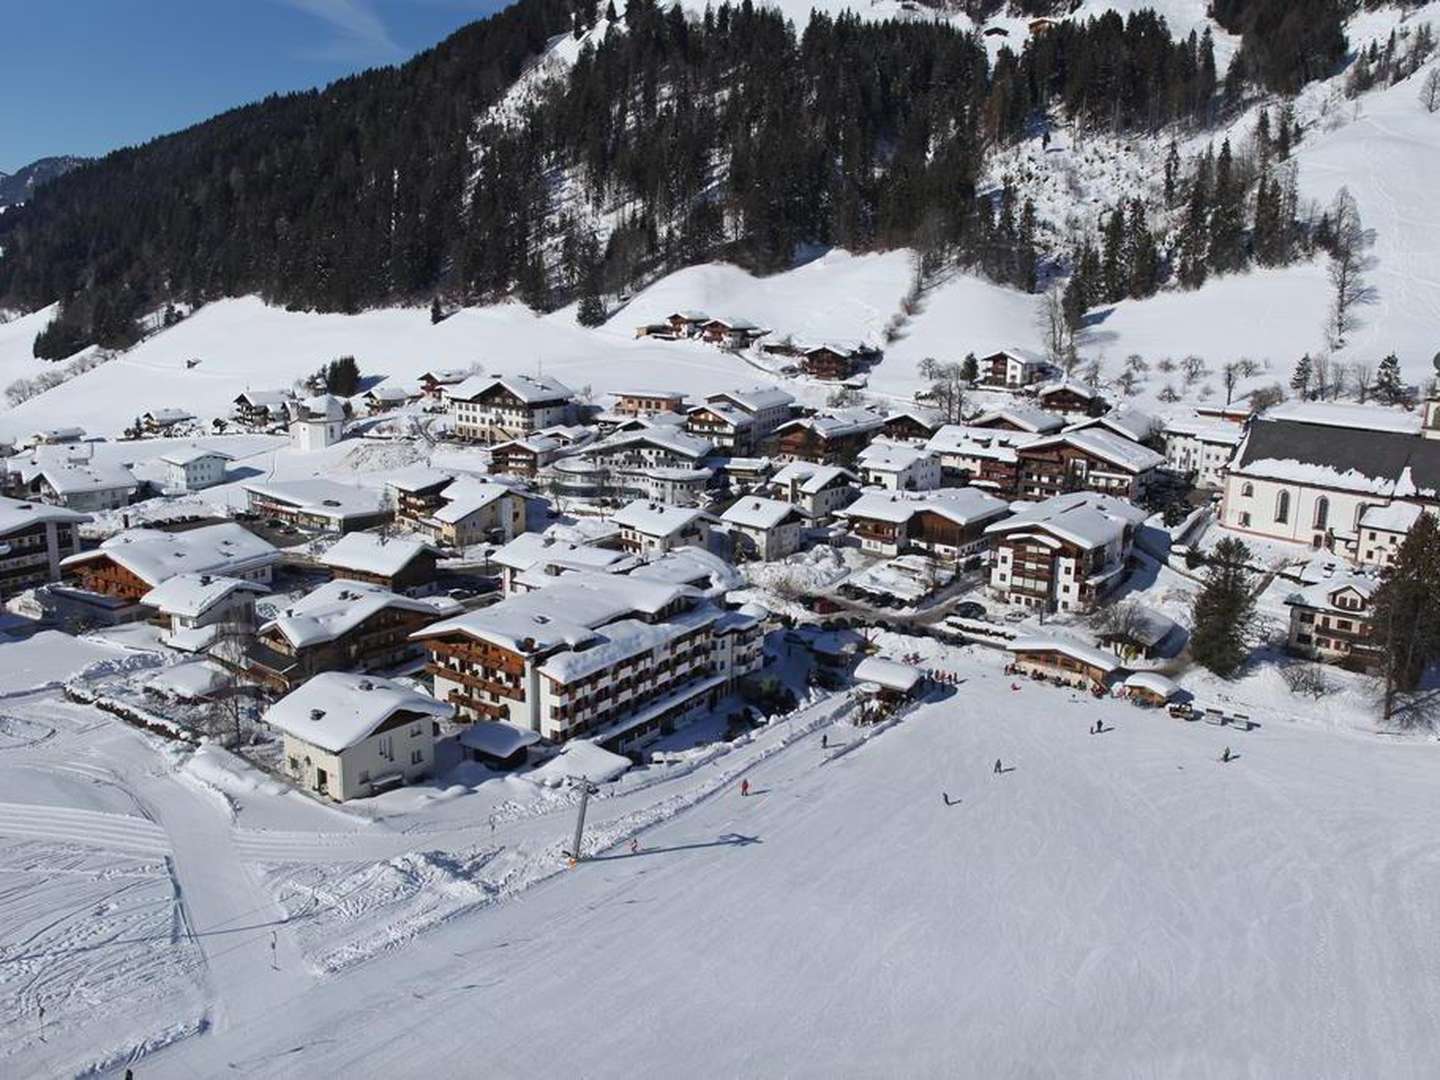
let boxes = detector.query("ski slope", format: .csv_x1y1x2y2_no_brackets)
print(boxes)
7,640,1440,1077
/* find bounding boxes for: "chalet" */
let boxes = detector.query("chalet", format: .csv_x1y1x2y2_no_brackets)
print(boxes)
265,672,452,802
852,656,925,705
720,497,804,561
233,390,293,427
924,425,1035,493
415,573,765,752
289,394,348,451
320,532,440,595
421,478,527,548
418,369,469,401
580,428,715,506
491,433,565,478
611,390,686,418
0,496,89,599
1007,635,1122,691
142,408,196,434
686,402,756,453
855,441,941,491
61,522,278,605
140,573,266,653
700,317,768,349
839,487,1010,560
704,387,795,439
984,492,1146,613
243,479,391,534
971,405,1066,435
159,446,231,493
799,343,877,381
610,500,710,555
880,408,944,444
1220,401,1440,557
1035,378,1107,418
1284,571,1381,672
1162,416,1244,489
490,532,634,594
772,408,886,465
1095,605,1179,661
767,461,860,522
665,311,711,338
362,384,413,414
242,580,462,693
447,374,575,444
1015,428,1164,502
385,467,455,531
29,427,86,446
977,347,1050,389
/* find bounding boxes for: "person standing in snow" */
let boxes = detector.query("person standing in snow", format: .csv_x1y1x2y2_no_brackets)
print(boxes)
1221,746,1232,763
821,733,828,749
630,838,640,855
740,778,750,797
993,758,1002,775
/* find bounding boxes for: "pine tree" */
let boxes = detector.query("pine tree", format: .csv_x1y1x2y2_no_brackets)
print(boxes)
1207,140,1245,275
1375,352,1404,405
1190,536,1258,678
1124,199,1159,299
1163,140,1181,207
430,297,443,325
1370,512,1440,723
1100,207,1127,304
1289,354,1312,400
960,352,978,383
325,355,361,396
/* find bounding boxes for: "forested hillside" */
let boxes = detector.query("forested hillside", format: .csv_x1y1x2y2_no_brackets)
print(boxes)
0,0,1361,354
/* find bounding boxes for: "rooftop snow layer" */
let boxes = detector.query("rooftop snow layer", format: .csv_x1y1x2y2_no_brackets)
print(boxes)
62,522,278,587
263,671,452,753
320,532,435,578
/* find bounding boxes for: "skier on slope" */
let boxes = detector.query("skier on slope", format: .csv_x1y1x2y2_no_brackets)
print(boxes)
740,778,751,797
1221,746,1233,764
993,758,1002,775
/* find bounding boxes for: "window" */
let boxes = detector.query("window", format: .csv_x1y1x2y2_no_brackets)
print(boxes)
1241,482,1254,497
410,749,424,765
1274,490,1290,524
1314,496,1329,530
409,725,421,737
1239,512,1252,527
378,735,394,761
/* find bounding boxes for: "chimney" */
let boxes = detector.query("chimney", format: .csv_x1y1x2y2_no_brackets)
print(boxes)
309,708,326,722
357,679,374,691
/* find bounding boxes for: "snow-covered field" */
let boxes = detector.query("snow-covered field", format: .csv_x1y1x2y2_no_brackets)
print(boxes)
5,630,1440,1077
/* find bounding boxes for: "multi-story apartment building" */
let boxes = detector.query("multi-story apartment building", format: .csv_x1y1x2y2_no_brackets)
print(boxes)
416,573,766,752
1162,416,1244,489
766,462,860,522
771,408,887,465
984,491,1146,614
1285,570,1381,672
855,441,941,491
611,390,686,417
1015,429,1163,502
0,496,89,599
924,425,1035,493
609,500,711,555
703,386,794,439
976,347,1050,388
839,488,1009,560
62,522,278,602
447,374,575,444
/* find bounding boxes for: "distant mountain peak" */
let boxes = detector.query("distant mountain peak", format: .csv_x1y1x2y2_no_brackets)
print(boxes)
0,155,88,208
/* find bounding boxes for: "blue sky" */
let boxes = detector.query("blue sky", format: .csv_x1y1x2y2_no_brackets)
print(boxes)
0,0,512,173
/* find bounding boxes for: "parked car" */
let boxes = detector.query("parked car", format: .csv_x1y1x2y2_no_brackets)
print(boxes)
952,601,987,620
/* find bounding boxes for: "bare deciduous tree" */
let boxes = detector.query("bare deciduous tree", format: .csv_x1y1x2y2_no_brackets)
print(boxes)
1036,288,1077,372
1326,187,1376,348
1420,67,1440,113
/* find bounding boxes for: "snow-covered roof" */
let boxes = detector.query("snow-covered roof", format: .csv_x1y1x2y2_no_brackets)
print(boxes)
703,316,765,332
770,461,858,494
667,310,710,323
1263,401,1422,436
924,424,1037,460
706,386,795,414
856,441,936,473
1069,405,1157,444
158,444,233,467
628,547,743,594
1009,634,1122,673
840,487,1010,528
1097,606,1177,649
720,496,800,530
1162,416,1245,445
382,465,455,494
263,580,459,649
448,372,575,404
0,495,89,537
458,721,541,759
611,499,708,538
432,477,516,524
971,405,1066,434
243,479,388,521
853,656,924,693
775,407,886,440
419,368,470,385
528,739,631,785
364,384,413,403
140,572,267,618
986,491,1146,550
62,522,278,588
1027,428,1164,474
687,402,754,429
264,671,452,754
539,608,715,683
1037,376,1104,401
1286,570,1381,612
986,346,1050,367
18,454,138,495
320,532,436,578
297,394,348,421
585,426,712,461
1360,502,1425,533
614,388,686,400
234,389,293,407
1231,415,1440,498
415,572,687,654
1123,671,1180,699
145,407,195,425
490,532,633,575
